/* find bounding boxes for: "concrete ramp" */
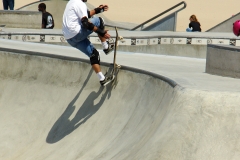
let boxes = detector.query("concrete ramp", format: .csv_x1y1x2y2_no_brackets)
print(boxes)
207,12,240,32
1,50,240,160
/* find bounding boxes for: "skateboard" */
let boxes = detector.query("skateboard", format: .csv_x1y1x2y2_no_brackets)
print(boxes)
105,27,123,87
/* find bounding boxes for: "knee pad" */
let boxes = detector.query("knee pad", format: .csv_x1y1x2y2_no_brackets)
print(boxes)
99,17,105,30
81,17,94,31
90,48,100,65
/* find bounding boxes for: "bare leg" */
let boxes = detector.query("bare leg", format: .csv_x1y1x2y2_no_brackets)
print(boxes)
98,35,106,42
91,35,109,82
92,35,105,73
92,64,101,73
92,63,105,82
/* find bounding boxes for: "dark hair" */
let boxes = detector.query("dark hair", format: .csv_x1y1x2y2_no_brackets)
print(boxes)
38,3,46,10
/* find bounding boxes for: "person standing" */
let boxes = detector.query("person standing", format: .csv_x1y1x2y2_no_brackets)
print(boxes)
38,3,54,29
62,0,115,86
186,15,201,32
3,0,14,10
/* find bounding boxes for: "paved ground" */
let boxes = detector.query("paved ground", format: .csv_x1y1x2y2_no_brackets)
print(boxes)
1,39,240,159
1,0,240,158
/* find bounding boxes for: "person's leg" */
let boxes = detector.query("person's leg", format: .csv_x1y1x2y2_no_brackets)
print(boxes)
8,0,14,10
90,17,114,54
79,16,110,50
67,21,113,85
90,17,107,43
186,28,192,32
67,37,105,82
2,0,9,10
67,37,94,57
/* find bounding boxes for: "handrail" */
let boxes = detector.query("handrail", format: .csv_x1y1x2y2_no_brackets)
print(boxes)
131,1,187,31
16,0,42,10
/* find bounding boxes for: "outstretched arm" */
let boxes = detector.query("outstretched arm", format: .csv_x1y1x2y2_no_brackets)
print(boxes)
87,4,108,17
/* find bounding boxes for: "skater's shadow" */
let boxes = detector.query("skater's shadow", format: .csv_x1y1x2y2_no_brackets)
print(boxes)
46,70,112,144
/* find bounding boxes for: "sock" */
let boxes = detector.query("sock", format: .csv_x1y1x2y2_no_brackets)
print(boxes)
97,72,105,81
102,41,108,50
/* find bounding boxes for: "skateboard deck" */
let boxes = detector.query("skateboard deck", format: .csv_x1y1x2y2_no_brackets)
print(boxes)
104,27,123,87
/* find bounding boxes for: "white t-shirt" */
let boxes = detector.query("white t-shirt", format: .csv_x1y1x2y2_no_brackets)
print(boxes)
62,0,88,39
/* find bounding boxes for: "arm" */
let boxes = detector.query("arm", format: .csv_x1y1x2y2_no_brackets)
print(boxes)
87,4,108,17
42,18,46,28
189,22,192,29
52,19,55,28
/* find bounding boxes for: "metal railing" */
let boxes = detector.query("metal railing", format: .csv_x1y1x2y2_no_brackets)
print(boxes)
131,1,187,31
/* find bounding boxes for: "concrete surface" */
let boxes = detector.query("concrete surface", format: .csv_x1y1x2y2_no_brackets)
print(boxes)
1,28,240,59
94,44,207,59
0,10,41,29
1,37,240,160
1,27,240,38
1,38,240,92
206,44,240,78
0,0,240,159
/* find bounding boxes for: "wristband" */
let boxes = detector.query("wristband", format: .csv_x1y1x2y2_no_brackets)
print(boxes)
94,7,104,14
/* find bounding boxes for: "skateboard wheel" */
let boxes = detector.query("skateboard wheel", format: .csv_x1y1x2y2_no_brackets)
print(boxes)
118,36,123,40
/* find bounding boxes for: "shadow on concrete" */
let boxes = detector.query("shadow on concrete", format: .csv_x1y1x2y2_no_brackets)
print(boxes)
46,69,113,144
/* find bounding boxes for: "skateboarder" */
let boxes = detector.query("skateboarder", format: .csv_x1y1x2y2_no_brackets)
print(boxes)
62,0,114,86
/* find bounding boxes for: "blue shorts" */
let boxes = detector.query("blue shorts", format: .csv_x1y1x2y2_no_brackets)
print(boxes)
67,17,101,57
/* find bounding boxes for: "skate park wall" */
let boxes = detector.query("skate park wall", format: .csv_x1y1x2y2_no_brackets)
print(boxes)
206,44,240,78
1,40,240,159
0,10,41,29
1,1,240,159
1,28,240,58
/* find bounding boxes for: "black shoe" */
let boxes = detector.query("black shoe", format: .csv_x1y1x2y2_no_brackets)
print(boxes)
103,39,115,55
100,76,114,86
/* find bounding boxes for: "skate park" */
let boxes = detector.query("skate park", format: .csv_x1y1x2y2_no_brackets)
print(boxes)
1,0,240,160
